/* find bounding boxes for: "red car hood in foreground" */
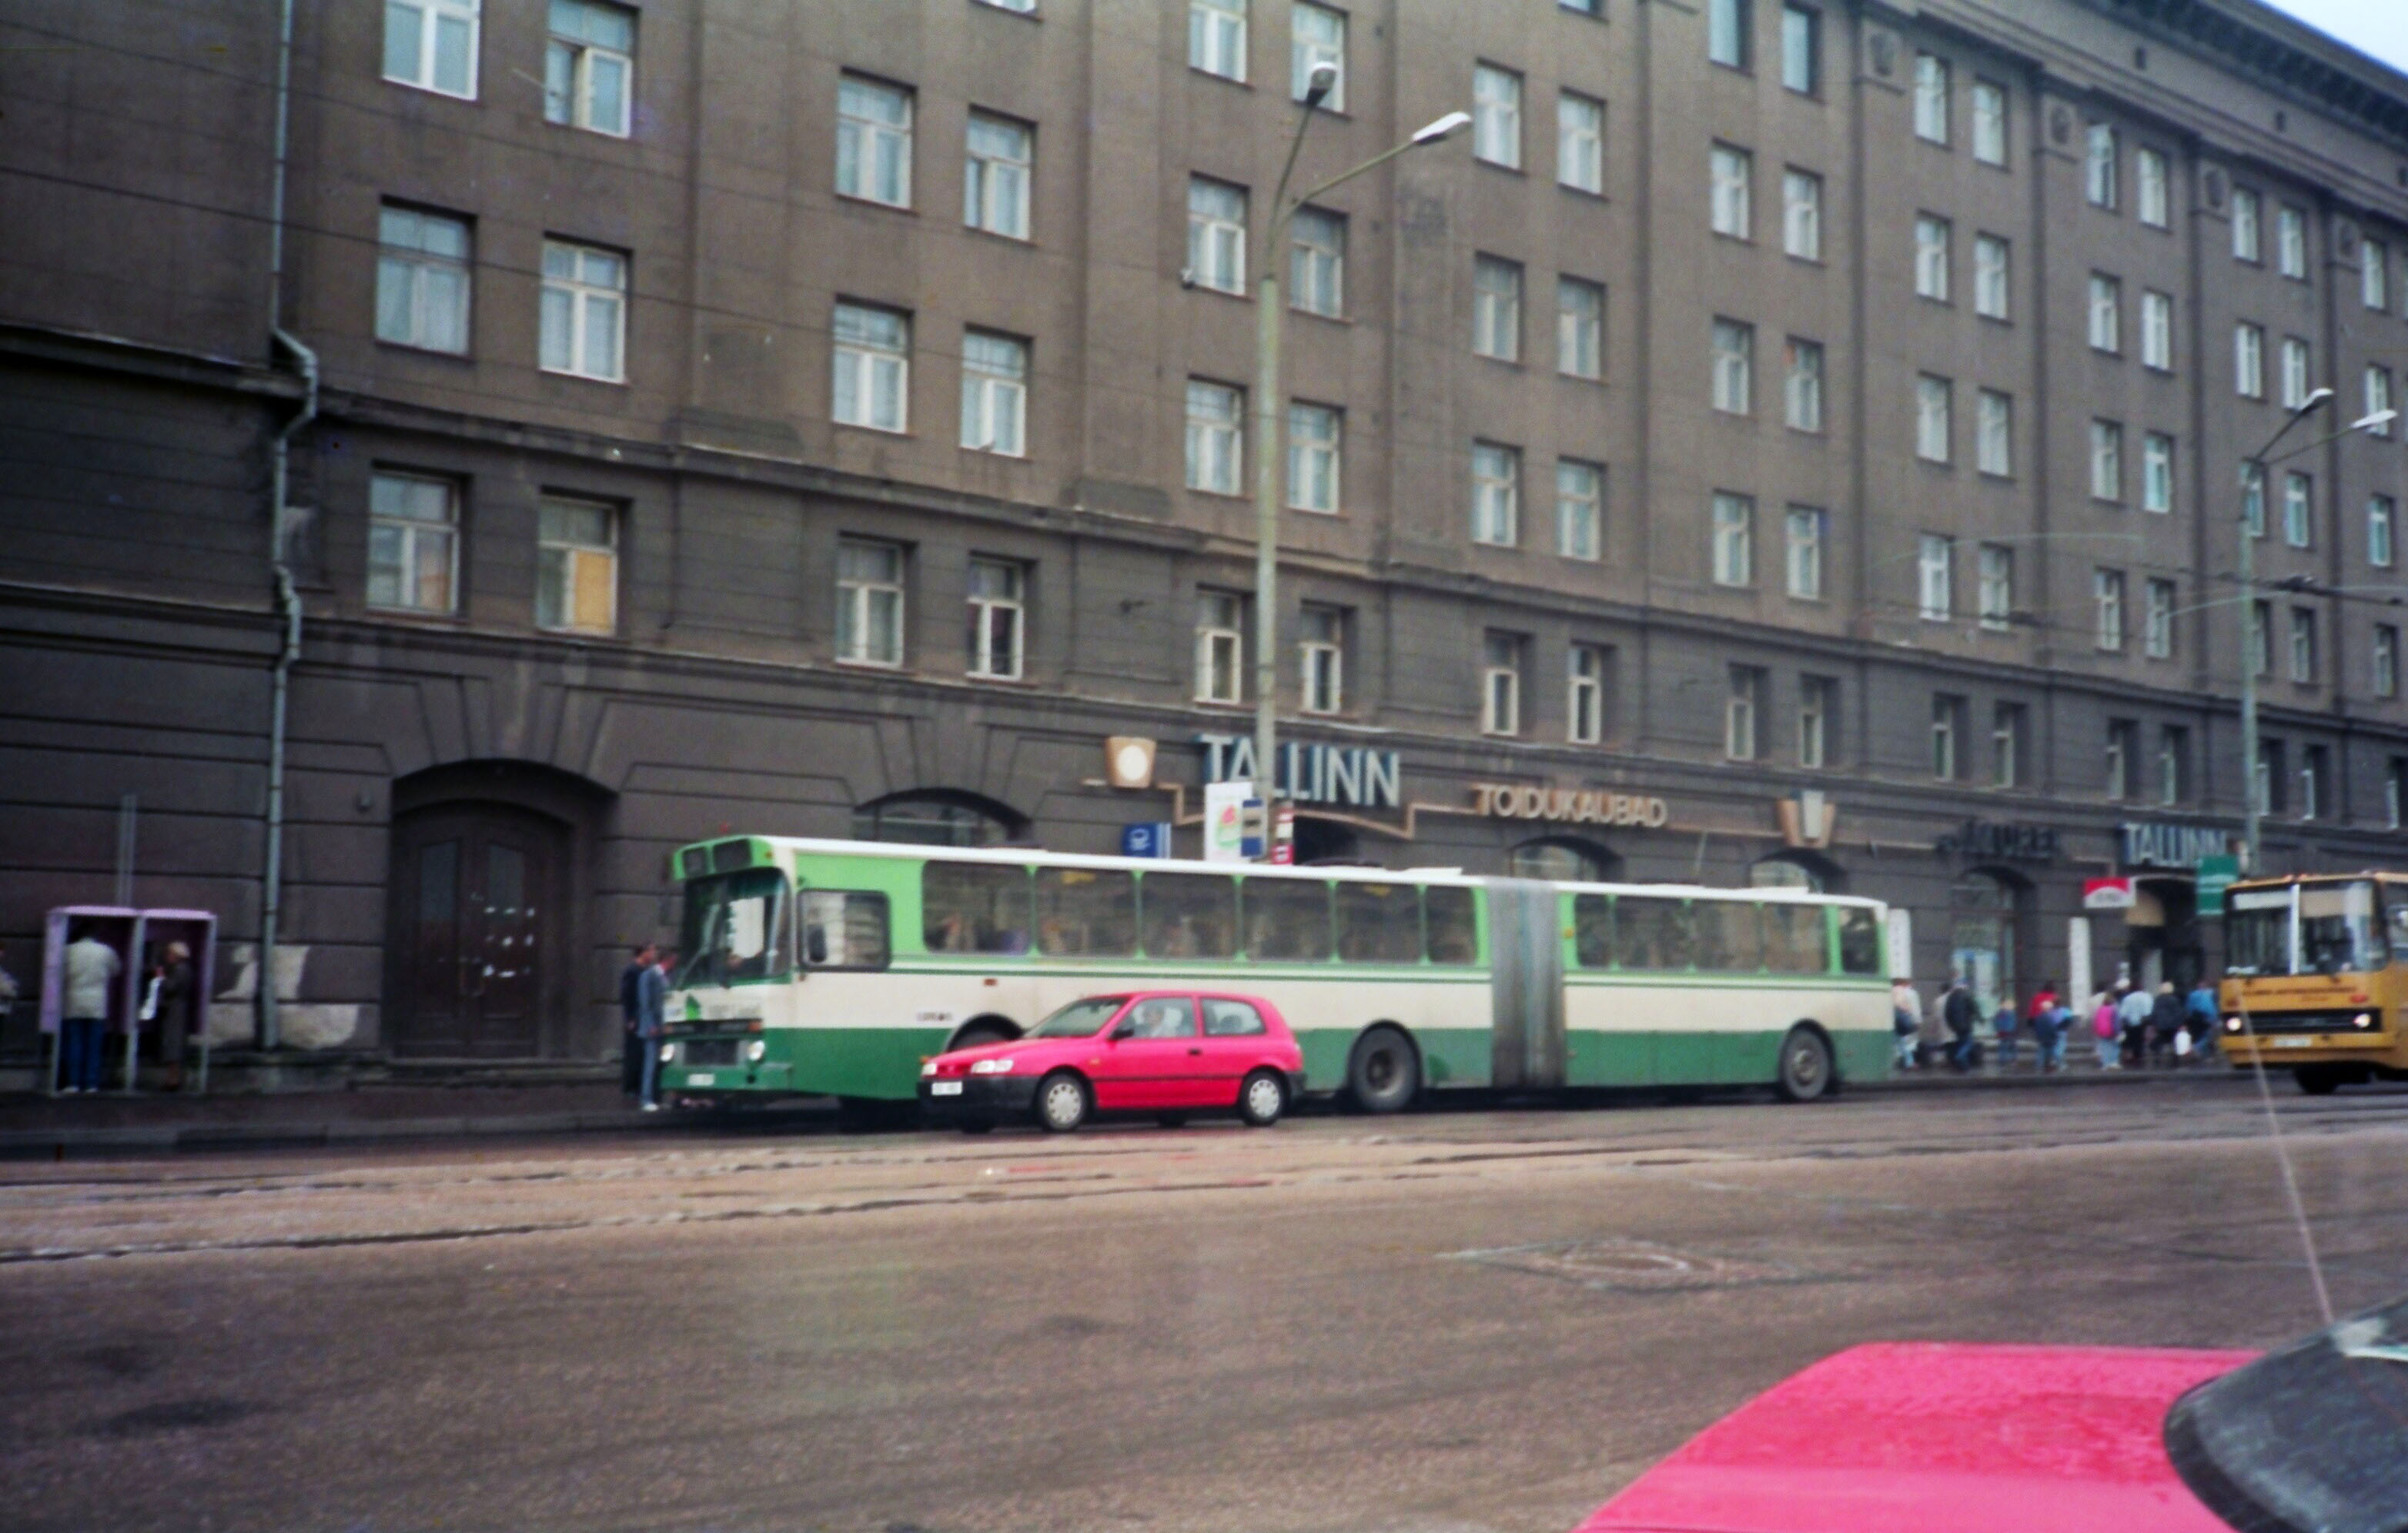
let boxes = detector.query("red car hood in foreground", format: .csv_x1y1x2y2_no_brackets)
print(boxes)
1577,1343,2256,1533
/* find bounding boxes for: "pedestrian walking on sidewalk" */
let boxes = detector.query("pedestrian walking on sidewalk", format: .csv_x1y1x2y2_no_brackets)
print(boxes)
636,948,668,1111
2028,980,2064,1074
2093,990,2122,1070
1992,996,2020,1070
60,923,120,1094
618,944,655,1097
2186,977,2219,1065
1943,977,1979,1073
2117,982,2154,1069
1890,977,1921,1071
2149,982,2186,1069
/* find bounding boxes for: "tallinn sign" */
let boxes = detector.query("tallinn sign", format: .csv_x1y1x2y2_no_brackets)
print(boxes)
1197,734,1401,810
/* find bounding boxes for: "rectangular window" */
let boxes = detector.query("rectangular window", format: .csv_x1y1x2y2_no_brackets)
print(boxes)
2236,323,2266,399
2284,471,2313,548
2390,759,2406,830
2095,568,2126,650
2090,419,2123,502
1289,206,1346,318
2135,148,2169,228
1784,336,1823,432
535,496,616,635
2278,205,2307,279
1483,633,1525,735
1780,4,1817,94
2159,726,2189,807
376,205,471,354
1708,0,1748,68
1785,505,1824,600
1186,177,1247,294
2145,578,2176,659
2088,273,2121,353
2376,624,2401,699
1189,0,1246,80
2371,494,2396,568
2232,187,2261,261
2085,122,2118,209
539,240,625,382
1711,145,1753,239
384,0,480,98
1711,492,1754,586
1287,402,1341,513
836,74,913,208
1972,79,2006,165
965,557,1025,680
2366,239,2391,310
1977,389,2012,476
2244,463,2268,538
1913,53,1949,145
2256,738,2283,814
2106,720,2137,800
1978,544,2012,630
2289,606,2317,683
1727,666,1764,760
1559,92,1604,193
1569,644,1607,745
1712,318,1754,414
963,111,1032,239
1931,694,1962,780
2281,336,2311,409
366,471,459,614
959,330,1027,456
1974,233,2008,319
1185,379,1244,494
1291,2,1344,108
1781,169,1821,260
1473,256,1523,361
545,0,633,136
831,301,909,431
1557,277,1604,379
1299,604,1344,714
1474,63,1523,169
1918,533,1952,621
2366,366,2394,436
2142,289,2172,371
1798,676,1833,768
1917,374,1951,463
1557,459,1603,560
835,539,905,666
1196,591,1245,703
1992,703,2024,789
2250,600,2272,677
1472,443,1521,546
2303,746,2329,820
1915,214,1951,302
2142,432,2173,513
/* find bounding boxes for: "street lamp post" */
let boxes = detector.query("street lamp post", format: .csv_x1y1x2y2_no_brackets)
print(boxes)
1250,82,1470,830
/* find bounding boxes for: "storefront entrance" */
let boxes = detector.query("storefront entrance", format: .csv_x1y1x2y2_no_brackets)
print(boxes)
386,804,564,1057
2127,877,2202,992
1949,868,2026,1016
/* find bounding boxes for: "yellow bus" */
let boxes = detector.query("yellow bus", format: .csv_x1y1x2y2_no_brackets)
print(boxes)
2219,871,2408,1093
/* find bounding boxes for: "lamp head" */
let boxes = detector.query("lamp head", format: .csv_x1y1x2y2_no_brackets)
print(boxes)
1303,61,1339,107
1411,109,1473,145
2297,386,2335,414
2353,409,2399,432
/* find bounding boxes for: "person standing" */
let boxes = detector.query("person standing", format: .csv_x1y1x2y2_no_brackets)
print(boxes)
2028,980,2064,1074
60,924,120,1094
1943,976,1980,1073
153,942,195,1092
2092,988,2122,1070
2116,981,2155,1069
1992,994,2020,1070
2186,976,2219,1066
1890,977,1921,1071
2149,981,2187,1069
618,944,654,1097
636,947,668,1111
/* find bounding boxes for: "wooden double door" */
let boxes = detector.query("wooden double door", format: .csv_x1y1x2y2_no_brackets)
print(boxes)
388,805,564,1057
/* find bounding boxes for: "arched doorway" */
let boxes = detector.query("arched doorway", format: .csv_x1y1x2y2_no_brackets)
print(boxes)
1750,851,1846,893
1510,836,1624,882
388,802,567,1058
1949,867,2028,1017
851,790,1028,847
1293,816,1366,865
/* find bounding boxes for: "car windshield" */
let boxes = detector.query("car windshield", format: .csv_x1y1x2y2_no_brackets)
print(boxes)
1028,997,1126,1039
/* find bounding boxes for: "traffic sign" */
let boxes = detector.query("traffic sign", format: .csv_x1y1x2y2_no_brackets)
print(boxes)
2197,853,2239,915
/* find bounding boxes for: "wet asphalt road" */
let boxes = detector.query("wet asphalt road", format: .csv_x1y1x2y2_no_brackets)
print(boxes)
3,1077,2403,1533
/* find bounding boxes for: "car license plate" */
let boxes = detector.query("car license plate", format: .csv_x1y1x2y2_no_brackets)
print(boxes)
929,1080,964,1096
2272,1038,2313,1049
687,1071,715,1085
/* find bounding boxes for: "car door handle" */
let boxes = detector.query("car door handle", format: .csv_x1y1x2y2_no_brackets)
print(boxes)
1188,1047,1203,1055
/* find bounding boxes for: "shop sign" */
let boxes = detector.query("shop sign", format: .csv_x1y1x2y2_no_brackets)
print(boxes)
2197,854,2239,916
1197,733,1400,810
1778,790,1836,848
1202,781,1256,863
1471,783,1670,827
1934,820,2059,862
2083,877,2137,910
2119,820,2232,870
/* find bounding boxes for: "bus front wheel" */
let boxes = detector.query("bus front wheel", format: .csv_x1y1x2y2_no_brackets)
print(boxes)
2296,1065,2343,1096
1347,1027,1420,1114
1775,1026,1834,1104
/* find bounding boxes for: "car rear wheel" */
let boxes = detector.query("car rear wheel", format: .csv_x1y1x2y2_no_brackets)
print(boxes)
2296,1065,2343,1096
1346,1027,1419,1114
1035,1070,1090,1133
1238,1070,1287,1127
1774,1026,1834,1104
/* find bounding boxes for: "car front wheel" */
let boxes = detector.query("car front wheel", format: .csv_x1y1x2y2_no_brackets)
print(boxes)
1238,1070,1287,1127
1035,1071,1090,1132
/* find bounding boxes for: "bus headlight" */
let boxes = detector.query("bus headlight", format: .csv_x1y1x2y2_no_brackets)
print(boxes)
659,1042,676,1063
2224,1016,2242,1034
970,1057,1016,1074
2354,1013,2375,1030
745,1039,768,1062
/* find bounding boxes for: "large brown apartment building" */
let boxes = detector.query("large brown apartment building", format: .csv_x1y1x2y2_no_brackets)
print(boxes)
5,0,2408,1069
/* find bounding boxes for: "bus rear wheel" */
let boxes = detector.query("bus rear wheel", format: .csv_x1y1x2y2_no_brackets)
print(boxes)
1775,1026,1834,1104
1347,1027,1419,1114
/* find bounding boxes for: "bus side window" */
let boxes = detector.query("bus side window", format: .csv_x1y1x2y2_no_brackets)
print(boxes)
1137,872,1239,959
922,861,1032,955
1035,868,1136,957
1425,887,1477,965
1573,893,1614,970
1245,877,1333,961
1336,883,1420,963
1694,901,1763,972
1837,907,1881,975
1615,897,1691,971
803,891,890,970
1761,903,1824,974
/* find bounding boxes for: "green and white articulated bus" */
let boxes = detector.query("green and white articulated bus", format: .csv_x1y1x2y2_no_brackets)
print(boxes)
657,835,1892,1112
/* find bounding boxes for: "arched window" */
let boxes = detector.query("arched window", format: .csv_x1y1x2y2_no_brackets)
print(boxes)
1750,852,1843,893
851,791,1027,848
1510,836,1624,883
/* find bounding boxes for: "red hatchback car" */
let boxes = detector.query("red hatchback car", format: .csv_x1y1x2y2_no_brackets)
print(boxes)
918,990,1306,1134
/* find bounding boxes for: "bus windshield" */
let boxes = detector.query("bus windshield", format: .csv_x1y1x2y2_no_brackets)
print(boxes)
2226,882,2390,977
675,869,789,987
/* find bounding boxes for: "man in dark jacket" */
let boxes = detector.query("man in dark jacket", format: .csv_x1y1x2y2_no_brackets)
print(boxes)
618,944,654,1097
1943,976,1980,1072
2149,981,2188,1068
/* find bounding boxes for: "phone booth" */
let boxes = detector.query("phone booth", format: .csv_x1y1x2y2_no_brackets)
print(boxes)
40,906,141,1097
135,909,219,1094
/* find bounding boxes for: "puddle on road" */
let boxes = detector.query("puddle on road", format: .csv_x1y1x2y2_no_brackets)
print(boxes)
1442,1236,1818,1293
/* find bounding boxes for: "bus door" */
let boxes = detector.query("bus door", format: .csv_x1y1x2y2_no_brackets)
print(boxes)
1487,880,1566,1090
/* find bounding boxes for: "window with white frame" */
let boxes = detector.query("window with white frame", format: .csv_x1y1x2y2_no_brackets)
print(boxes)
2303,745,2329,820
384,0,480,98
2159,726,2188,805
1558,277,1604,379
1472,443,1521,546
1299,604,1344,714
535,496,617,634
1711,144,1752,239
1784,336,1823,433
965,557,1026,680
1569,644,1607,745
2105,720,2137,800
964,112,1032,239
2277,205,2306,278
2145,578,2175,659
1978,544,2012,630
1474,63,1523,169
2376,624,2401,699
1291,2,1344,108
1931,694,1962,779
1708,0,1748,69
2280,336,2311,408
2142,432,2173,513
2366,238,2391,310
2390,759,2406,828
2244,462,2267,538
836,75,913,208
2095,569,2125,651
2232,186,2261,261
2236,322,2265,398
1711,492,1754,586
2284,471,2313,547
2088,273,2121,353
835,539,905,666
1483,633,1525,735
959,329,1027,456
539,240,625,382
1798,676,1833,768
1727,666,1764,760
1785,506,1824,600
367,470,459,613
2135,289,2172,372
1473,256,1523,361
1781,168,1821,260
1712,318,1754,414
1557,459,1603,560
831,302,909,430
1190,0,1246,80
2089,419,2122,501
2085,122,2118,208
545,0,633,135
1780,4,1817,92
1186,177,1247,294
2372,494,2396,568
1992,703,2023,789
1917,533,1952,621
2249,600,2272,676
1913,53,1948,144
1287,402,1340,513
1196,591,1245,703
1972,79,2006,165
2289,606,2316,683
1559,92,1604,193
1186,379,1244,494
1916,374,1951,463
1973,232,2008,319
376,205,471,354
1977,389,2012,476
1915,215,1951,301
2366,366,2394,435
1289,206,1345,318
2135,148,2169,228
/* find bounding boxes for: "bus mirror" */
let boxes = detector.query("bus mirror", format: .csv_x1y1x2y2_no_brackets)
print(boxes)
806,930,828,965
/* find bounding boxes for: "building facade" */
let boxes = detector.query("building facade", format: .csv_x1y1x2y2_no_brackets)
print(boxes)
6,0,2408,1071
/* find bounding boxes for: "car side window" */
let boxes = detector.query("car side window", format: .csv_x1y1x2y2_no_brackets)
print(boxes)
1202,998,1266,1037
1121,997,1198,1040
